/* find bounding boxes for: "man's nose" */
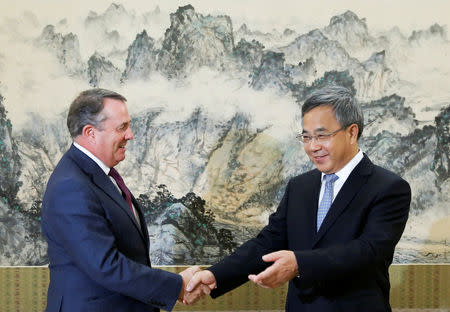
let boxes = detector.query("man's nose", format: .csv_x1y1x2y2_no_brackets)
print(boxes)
125,127,134,140
308,138,322,151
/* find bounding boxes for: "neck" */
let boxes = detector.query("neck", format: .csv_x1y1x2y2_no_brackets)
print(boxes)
349,145,360,158
74,137,99,160
340,146,360,170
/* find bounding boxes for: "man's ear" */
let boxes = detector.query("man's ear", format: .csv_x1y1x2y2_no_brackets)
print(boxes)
81,125,95,141
348,124,359,144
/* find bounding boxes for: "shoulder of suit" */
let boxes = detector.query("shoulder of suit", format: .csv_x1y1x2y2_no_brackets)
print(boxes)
53,150,78,171
372,163,401,179
288,168,320,185
371,163,410,186
49,149,91,183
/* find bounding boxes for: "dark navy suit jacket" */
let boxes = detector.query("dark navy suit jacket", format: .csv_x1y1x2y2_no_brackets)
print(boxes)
209,154,411,312
41,144,182,312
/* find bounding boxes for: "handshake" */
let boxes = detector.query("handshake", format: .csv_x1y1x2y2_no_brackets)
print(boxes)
178,267,217,305
177,250,299,305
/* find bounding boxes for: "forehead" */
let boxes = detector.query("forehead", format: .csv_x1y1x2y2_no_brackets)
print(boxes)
101,98,130,120
302,105,339,131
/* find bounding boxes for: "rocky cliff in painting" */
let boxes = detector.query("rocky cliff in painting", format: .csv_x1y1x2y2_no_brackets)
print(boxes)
0,90,47,265
157,5,235,78
0,4,448,265
121,30,157,81
432,105,450,185
88,52,121,87
0,92,21,205
35,25,85,76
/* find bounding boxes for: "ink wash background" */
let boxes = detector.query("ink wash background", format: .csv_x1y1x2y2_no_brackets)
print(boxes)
0,0,448,265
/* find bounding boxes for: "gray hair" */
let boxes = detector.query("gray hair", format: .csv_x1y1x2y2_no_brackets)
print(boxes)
301,86,364,139
67,88,127,138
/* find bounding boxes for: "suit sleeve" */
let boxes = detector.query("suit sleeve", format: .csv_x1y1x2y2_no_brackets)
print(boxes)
209,180,291,297
294,175,411,287
42,178,182,311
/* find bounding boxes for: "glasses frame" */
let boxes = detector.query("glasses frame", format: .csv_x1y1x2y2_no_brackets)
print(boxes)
297,126,346,144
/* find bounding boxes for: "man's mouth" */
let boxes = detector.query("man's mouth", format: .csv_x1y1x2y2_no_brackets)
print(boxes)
314,154,328,161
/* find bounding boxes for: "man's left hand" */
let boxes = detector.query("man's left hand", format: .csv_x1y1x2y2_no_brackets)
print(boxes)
248,250,298,288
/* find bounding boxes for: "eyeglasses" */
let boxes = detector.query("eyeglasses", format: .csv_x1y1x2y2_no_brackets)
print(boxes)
296,127,345,144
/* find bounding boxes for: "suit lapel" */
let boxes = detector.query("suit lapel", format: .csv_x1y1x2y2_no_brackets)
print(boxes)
68,145,146,240
307,170,322,242
92,174,146,237
131,193,150,247
312,155,373,247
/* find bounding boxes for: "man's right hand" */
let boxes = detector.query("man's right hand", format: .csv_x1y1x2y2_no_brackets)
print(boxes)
178,266,201,303
184,270,217,305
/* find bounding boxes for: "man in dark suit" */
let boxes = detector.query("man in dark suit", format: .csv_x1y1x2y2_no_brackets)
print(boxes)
186,86,411,311
41,88,209,312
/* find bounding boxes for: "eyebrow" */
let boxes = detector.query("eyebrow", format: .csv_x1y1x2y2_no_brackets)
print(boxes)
302,127,328,134
118,121,130,129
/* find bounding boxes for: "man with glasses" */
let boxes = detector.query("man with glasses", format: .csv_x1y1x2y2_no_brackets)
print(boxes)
186,86,411,311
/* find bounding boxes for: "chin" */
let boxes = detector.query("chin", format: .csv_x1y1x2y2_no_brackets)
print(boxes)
313,161,325,170
316,164,332,174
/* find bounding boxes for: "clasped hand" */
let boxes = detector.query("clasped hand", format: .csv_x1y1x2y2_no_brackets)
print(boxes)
178,267,217,305
178,250,297,305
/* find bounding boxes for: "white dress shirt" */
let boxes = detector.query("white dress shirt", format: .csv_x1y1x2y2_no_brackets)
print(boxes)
73,142,141,226
318,149,364,205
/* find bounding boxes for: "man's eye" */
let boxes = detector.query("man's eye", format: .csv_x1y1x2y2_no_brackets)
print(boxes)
303,136,312,141
317,134,327,140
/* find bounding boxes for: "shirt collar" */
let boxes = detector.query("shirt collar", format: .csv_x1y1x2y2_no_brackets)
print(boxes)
321,149,364,182
73,141,111,175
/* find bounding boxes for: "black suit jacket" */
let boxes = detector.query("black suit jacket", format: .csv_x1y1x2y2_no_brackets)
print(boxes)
41,145,182,312
209,155,411,312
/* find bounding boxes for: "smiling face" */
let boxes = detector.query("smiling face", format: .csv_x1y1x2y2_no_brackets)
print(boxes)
92,98,134,168
302,105,359,174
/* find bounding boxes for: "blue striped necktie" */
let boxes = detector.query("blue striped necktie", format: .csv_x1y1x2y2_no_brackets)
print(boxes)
317,173,339,231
